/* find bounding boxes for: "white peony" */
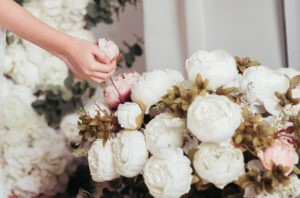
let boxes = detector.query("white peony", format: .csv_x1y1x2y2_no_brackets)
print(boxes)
112,131,148,177
240,66,290,115
143,148,192,198
276,68,300,116
187,95,242,143
144,113,186,155
117,102,143,130
88,139,119,182
60,113,81,143
185,50,238,90
131,69,184,113
38,56,69,90
276,67,300,79
193,142,245,189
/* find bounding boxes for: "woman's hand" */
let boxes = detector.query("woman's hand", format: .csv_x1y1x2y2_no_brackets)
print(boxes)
59,38,117,83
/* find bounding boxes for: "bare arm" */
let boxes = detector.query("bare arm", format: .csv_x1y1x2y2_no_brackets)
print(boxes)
0,0,116,83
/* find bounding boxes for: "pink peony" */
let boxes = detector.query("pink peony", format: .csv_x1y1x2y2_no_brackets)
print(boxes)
103,72,140,109
258,138,298,174
97,38,120,62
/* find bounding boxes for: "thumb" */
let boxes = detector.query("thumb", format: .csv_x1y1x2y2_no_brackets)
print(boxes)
92,46,110,64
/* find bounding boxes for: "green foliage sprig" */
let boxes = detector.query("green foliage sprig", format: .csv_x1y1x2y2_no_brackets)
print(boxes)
86,0,139,27
32,75,96,127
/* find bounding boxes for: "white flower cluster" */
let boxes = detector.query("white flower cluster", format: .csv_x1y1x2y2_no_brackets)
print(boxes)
4,0,94,92
0,79,74,197
86,49,300,198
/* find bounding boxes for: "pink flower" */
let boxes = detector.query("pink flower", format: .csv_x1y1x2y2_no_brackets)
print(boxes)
258,139,298,174
97,38,120,61
103,72,140,109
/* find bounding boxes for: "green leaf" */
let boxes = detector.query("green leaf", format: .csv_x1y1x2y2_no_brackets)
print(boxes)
132,44,142,56
64,74,74,90
31,100,46,115
86,3,100,18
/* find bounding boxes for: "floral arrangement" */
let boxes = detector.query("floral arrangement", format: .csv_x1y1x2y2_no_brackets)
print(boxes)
75,49,300,198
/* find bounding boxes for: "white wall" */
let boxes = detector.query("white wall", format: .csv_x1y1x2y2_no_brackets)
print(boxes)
203,0,286,68
93,3,146,74
143,0,187,74
284,0,300,68
143,0,287,72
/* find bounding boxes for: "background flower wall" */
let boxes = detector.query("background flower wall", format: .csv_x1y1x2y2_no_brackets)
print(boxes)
0,0,144,197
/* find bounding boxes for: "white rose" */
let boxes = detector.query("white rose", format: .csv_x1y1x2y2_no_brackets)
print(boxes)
185,50,238,90
88,139,119,182
23,40,48,65
4,43,40,91
187,95,242,143
144,113,186,155
193,142,245,189
69,29,95,42
131,69,184,113
143,148,192,198
40,0,63,16
39,56,69,90
98,38,120,61
64,0,89,15
60,113,81,143
2,127,72,197
117,102,143,129
0,84,44,130
240,66,290,115
112,131,148,177
276,67,300,79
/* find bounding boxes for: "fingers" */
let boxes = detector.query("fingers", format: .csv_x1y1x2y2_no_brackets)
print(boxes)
92,60,117,73
92,46,110,64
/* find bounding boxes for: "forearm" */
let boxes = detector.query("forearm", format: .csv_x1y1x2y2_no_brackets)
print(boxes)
0,0,73,56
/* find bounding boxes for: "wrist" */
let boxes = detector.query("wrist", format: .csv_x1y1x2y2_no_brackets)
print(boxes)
52,34,77,60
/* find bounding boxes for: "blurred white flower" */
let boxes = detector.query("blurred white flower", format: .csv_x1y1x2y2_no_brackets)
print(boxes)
4,43,40,91
112,131,148,177
60,113,81,143
0,83,44,130
88,139,119,182
131,69,184,113
1,127,72,198
193,142,244,189
187,95,242,143
144,113,186,155
143,148,192,198
117,102,143,130
186,50,238,90
39,56,69,91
